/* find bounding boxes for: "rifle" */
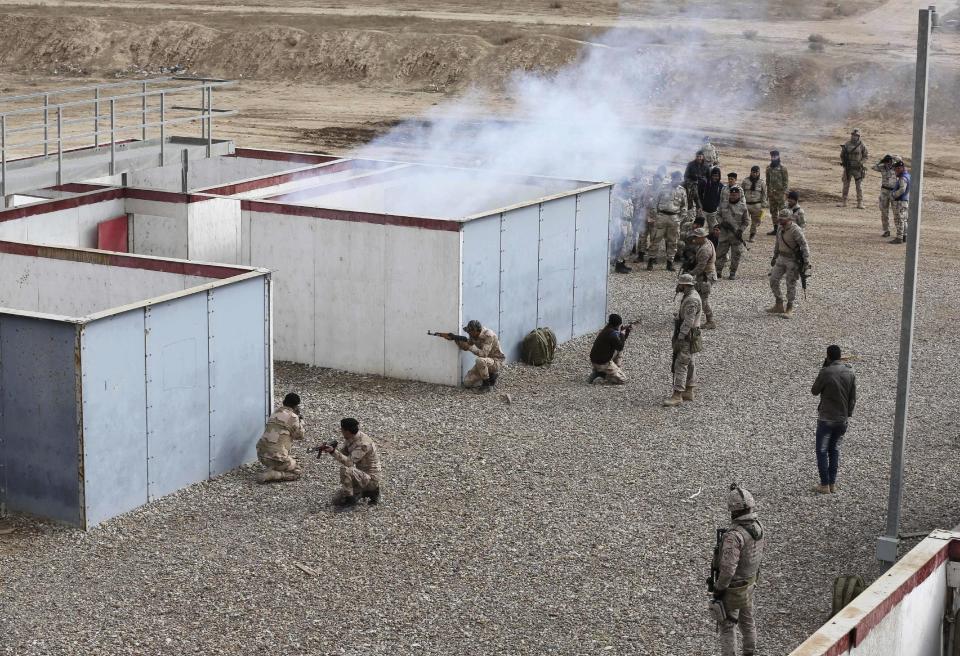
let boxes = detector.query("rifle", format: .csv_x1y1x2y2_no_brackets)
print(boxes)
308,439,339,459
719,221,750,251
794,249,810,300
706,528,727,594
427,331,469,343
840,144,849,169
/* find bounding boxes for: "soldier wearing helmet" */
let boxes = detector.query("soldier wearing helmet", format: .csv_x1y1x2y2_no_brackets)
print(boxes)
647,171,689,272
687,226,717,330
713,483,765,656
871,153,900,237
716,183,749,280
457,319,505,391
664,274,703,406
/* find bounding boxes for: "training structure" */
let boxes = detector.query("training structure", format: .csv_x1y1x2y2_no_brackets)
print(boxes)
0,78,613,386
0,242,272,528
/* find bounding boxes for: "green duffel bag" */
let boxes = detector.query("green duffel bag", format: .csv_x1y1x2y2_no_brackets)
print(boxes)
521,327,557,366
831,575,865,618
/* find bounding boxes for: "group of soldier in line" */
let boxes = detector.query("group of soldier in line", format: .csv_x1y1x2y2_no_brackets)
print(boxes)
247,131,886,655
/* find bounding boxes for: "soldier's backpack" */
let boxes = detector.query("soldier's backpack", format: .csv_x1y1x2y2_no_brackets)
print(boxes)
521,327,557,366
831,575,866,618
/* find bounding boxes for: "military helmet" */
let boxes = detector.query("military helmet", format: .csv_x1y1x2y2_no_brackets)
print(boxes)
677,273,695,287
728,185,743,195
778,208,792,219
851,128,861,136
691,227,709,238
463,319,482,333
727,483,756,513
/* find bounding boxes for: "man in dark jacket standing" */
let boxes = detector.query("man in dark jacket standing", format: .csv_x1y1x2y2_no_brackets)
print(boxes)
684,151,710,213
811,345,857,494
588,314,632,384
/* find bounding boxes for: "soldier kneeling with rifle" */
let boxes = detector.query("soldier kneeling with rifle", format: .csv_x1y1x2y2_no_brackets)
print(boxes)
429,319,505,391
707,483,765,656
315,418,382,509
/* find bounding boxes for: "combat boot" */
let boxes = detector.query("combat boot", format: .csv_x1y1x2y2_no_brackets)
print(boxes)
362,487,381,505
665,260,675,272
588,371,606,384
837,199,847,208
702,317,717,330
728,269,737,281
830,483,839,493
332,491,360,509
662,391,683,407
766,300,785,314
615,260,632,274
646,257,655,271
783,302,795,317
881,230,890,237
889,236,904,244
681,385,695,402
812,484,830,495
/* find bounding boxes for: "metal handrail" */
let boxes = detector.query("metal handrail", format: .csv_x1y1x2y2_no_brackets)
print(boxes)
0,76,231,106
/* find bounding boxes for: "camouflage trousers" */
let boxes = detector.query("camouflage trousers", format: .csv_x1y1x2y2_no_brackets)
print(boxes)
716,237,745,274
672,341,696,392
650,214,680,261
842,170,864,204
619,222,634,260
747,205,764,238
879,188,893,232
256,445,302,483
591,351,626,384
683,181,701,211
770,256,800,304
894,200,909,239
695,278,713,321
768,194,785,224
720,601,757,656
464,357,502,387
339,465,380,496
631,218,649,258
703,210,720,230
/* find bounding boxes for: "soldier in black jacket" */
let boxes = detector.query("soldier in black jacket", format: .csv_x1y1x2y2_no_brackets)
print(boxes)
588,314,632,385
684,152,710,213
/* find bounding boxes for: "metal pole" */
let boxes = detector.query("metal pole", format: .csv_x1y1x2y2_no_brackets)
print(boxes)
159,92,166,166
43,94,49,157
1,116,6,200
206,86,213,157
141,82,148,142
876,5,935,567
56,107,63,185
109,99,116,176
200,86,206,138
94,87,100,148
181,149,189,193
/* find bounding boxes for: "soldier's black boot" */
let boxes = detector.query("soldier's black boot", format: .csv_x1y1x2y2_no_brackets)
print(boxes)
588,371,605,384
614,260,632,274
767,225,778,236
728,268,737,281
362,488,381,505
332,492,360,510
486,371,498,387
665,260,675,272
646,257,655,271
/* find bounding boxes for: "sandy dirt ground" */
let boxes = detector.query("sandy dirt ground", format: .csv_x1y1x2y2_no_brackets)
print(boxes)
0,1,959,655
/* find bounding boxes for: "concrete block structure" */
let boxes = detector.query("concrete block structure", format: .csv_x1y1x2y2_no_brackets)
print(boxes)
0,242,272,528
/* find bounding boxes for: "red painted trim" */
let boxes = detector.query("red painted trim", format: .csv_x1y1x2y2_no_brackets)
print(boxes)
230,148,338,165
821,635,851,656
0,188,124,222
46,183,111,193
266,164,412,202
241,199,461,232
198,160,356,196
950,539,960,560
851,544,949,646
123,188,214,204
0,240,249,279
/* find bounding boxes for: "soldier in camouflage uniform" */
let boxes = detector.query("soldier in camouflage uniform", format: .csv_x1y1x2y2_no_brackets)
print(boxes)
458,319,506,390
689,227,717,329
742,166,768,242
318,417,383,508
701,136,720,169
839,128,869,209
635,170,663,262
889,160,911,244
767,209,811,318
765,150,788,236
684,152,710,213
871,154,899,237
716,186,750,281
786,191,805,229
611,185,634,273
713,484,765,656
647,171,688,272
664,274,702,407
720,172,737,206
255,393,305,483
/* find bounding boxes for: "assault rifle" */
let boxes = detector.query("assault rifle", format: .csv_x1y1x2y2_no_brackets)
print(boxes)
309,439,339,459
706,527,727,594
427,331,469,343
718,221,750,251
794,248,810,300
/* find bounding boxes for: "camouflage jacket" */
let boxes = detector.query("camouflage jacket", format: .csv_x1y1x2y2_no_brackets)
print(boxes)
717,518,765,590
718,200,750,234
333,430,382,478
678,290,703,338
871,161,899,189
765,164,789,194
469,328,506,361
257,406,305,454
742,176,768,207
774,222,810,263
691,240,717,282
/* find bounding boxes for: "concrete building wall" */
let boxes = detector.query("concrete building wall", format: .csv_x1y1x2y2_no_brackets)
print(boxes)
0,315,82,525
126,156,297,192
0,252,214,317
187,198,242,264
0,196,125,249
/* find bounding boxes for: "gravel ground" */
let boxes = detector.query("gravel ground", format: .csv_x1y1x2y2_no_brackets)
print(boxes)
1,192,959,655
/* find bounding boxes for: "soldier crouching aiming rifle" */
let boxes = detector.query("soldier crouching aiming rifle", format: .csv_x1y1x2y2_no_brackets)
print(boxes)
707,483,765,656
429,319,506,391
314,418,382,509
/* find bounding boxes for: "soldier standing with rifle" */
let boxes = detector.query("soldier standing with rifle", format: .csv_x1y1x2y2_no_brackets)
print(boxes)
839,128,869,209
767,209,811,318
871,154,899,237
743,166,768,242
715,186,750,281
663,274,703,407
707,483,765,656
689,227,717,330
